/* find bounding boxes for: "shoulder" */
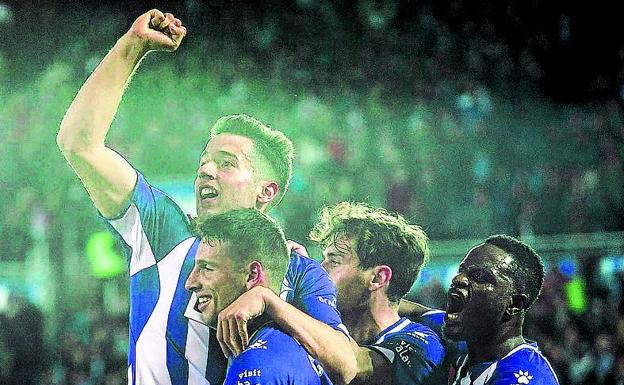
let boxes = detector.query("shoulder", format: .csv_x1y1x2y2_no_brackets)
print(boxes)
225,325,321,385
230,325,311,368
287,252,325,279
491,344,559,385
371,319,445,368
418,309,446,331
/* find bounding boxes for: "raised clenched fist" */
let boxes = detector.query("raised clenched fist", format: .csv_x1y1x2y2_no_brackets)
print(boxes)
128,9,187,52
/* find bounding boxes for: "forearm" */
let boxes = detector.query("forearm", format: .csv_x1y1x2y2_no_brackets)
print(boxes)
261,288,358,384
57,32,148,153
398,298,432,319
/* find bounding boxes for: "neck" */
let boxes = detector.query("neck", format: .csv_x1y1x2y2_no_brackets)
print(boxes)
467,325,525,364
342,294,400,345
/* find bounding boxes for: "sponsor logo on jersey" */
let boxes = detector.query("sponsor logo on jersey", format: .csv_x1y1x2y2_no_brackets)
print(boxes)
317,295,337,308
236,368,261,385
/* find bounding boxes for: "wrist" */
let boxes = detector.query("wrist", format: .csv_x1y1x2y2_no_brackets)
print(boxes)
117,32,150,62
258,286,278,315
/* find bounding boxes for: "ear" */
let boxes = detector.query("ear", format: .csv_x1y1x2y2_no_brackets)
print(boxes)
506,294,528,317
246,260,268,290
257,181,279,206
369,265,392,292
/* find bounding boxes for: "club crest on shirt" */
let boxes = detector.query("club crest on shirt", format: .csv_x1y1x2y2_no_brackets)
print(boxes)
247,339,268,350
406,331,428,343
514,370,533,384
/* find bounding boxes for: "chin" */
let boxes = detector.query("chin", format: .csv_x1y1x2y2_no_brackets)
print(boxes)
442,324,463,341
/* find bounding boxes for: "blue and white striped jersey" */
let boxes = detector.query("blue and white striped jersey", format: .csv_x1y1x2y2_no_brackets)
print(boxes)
108,173,345,385
450,342,559,385
224,323,325,385
419,310,558,385
366,317,445,385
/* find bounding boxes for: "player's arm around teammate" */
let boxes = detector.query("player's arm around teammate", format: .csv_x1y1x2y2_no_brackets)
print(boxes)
56,9,186,218
217,285,375,385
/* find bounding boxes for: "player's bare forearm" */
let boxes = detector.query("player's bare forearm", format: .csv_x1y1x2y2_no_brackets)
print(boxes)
57,32,148,154
57,10,186,217
261,288,359,384
398,298,432,319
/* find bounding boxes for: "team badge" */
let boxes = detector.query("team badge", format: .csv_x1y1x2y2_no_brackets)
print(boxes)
514,370,533,384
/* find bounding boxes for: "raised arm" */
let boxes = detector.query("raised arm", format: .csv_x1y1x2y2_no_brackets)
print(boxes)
56,9,186,217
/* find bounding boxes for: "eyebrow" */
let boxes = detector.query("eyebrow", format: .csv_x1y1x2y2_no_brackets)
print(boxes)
325,251,343,258
199,150,240,161
197,260,218,268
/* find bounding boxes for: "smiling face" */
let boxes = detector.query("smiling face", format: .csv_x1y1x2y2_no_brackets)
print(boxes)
321,235,369,314
184,240,247,326
194,134,263,217
443,243,517,342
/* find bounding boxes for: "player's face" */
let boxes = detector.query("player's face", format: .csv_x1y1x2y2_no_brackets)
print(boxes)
195,134,262,217
185,240,247,327
321,235,369,314
443,243,516,342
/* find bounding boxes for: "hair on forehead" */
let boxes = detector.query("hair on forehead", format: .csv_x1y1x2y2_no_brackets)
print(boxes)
210,114,294,210
485,234,544,310
191,208,289,292
310,201,430,303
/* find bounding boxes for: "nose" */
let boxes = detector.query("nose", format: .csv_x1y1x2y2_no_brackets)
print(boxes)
451,272,469,288
185,267,200,292
197,161,216,180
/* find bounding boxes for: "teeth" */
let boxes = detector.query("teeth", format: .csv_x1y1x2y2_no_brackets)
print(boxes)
200,187,217,199
199,297,211,304
447,313,459,320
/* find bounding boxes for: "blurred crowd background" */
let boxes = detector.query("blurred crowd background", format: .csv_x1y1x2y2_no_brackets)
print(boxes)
1,0,623,384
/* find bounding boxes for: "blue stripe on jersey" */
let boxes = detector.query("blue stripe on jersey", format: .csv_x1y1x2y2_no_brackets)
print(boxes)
129,263,160,346
166,238,200,385
133,173,192,262
128,263,160,385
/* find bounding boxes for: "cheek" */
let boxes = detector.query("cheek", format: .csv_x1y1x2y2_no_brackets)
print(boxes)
223,171,257,194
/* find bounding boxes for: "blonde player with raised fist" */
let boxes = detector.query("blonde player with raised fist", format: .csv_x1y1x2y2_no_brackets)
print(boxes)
58,9,347,385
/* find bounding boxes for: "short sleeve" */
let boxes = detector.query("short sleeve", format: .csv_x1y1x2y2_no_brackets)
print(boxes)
368,333,445,385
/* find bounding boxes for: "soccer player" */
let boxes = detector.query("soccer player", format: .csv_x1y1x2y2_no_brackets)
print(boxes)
217,202,445,385
443,235,559,385
185,208,331,385
57,9,344,385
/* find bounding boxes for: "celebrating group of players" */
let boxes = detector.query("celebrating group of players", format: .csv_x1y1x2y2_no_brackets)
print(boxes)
56,9,560,385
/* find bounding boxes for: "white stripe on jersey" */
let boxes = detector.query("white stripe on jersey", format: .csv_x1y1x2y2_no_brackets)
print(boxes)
135,237,195,385
186,319,211,385
421,309,445,317
374,318,412,344
109,203,157,276
372,345,396,362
